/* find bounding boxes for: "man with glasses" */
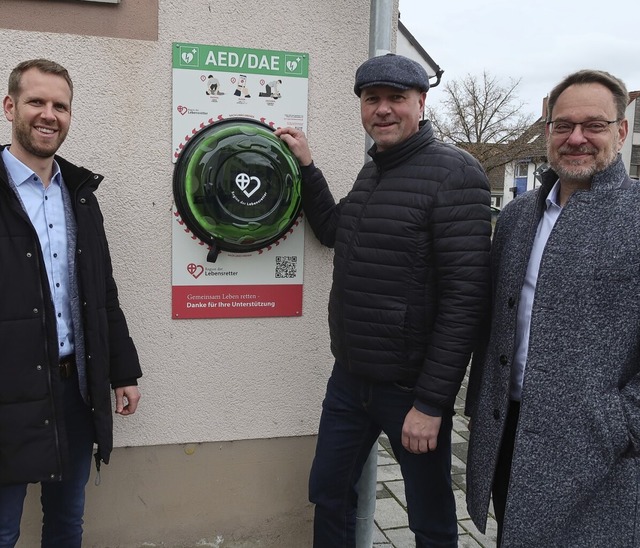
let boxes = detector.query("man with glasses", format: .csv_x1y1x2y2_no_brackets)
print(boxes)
465,69,639,546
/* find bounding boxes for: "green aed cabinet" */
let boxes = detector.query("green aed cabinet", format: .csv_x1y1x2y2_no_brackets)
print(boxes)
173,118,302,262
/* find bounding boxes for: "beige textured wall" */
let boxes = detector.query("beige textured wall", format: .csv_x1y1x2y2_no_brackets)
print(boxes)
0,0,400,544
19,436,317,547
0,0,375,448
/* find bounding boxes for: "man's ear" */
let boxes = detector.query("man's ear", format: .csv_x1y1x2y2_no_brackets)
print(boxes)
3,95,15,122
419,91,427,115
616,118,629,151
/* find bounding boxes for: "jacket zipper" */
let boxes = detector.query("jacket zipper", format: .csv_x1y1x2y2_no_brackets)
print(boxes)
12,169,95,481
340,166,383,370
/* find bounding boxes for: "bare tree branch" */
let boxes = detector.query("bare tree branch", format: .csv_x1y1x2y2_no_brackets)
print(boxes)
426,71,537,174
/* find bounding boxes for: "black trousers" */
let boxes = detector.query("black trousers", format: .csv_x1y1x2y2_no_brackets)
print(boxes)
492,400,520,547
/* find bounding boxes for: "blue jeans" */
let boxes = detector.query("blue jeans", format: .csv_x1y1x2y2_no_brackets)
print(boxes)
309,363,457,548
0,373,95,548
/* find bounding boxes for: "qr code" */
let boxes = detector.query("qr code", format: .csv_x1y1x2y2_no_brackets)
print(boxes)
275,256,297,278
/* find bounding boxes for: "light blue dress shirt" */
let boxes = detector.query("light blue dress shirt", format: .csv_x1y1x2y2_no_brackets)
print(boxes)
2,148,75,358
510,181,562,401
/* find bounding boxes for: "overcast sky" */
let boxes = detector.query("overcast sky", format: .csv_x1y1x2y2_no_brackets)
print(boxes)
399,0,640,120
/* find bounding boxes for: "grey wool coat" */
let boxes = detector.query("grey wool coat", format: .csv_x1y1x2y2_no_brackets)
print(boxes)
465,154,640,547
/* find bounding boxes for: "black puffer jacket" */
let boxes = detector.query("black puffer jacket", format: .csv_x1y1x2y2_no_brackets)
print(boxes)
0,146,141,484
302,122,491,411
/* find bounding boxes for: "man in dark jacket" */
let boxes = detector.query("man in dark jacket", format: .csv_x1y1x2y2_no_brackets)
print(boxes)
276,54,491,547
0,59,142,547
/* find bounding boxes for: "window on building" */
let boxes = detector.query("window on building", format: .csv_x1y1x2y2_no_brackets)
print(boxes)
515,163,528,177
513,162,529,196
632,147,640,180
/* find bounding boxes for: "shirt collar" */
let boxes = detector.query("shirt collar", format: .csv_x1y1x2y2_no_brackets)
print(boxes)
1,147,62,187
545,179,561,210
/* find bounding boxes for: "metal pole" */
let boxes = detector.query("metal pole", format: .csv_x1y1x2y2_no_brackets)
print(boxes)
355,444,379,547
355,2,395,546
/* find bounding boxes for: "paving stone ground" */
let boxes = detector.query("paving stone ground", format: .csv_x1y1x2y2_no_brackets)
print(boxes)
372,377,498,547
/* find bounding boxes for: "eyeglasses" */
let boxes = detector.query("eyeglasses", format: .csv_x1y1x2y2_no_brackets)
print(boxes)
546,119,620,136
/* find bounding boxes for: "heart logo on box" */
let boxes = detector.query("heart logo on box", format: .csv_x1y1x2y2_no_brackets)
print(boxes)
187,263,204,279
235,173,261,198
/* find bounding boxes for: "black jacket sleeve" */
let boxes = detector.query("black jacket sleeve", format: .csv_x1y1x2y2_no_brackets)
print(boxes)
300,163,342,248
414,160,492,411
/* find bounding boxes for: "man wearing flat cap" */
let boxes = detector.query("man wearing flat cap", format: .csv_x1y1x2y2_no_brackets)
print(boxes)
276,53,491,547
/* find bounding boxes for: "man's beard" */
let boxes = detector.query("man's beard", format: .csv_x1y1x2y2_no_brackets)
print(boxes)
550,145,617,183
14,119,67,159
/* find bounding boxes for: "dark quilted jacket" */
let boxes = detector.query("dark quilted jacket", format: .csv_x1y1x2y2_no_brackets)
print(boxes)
302,122,491,411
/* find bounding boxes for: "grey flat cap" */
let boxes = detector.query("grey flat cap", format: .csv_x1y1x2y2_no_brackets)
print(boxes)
354,53,429,97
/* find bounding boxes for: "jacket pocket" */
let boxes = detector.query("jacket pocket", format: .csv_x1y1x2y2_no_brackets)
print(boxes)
604,391,632,458
0,399,59,484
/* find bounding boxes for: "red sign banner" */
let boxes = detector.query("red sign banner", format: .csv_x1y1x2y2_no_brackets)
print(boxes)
172,284,303,318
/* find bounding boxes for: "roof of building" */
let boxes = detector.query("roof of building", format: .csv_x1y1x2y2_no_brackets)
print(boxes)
513,116,547,160
397,18,444,87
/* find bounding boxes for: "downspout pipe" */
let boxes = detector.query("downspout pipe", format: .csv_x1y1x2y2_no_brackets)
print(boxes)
363,0,395,157
355,2,395,547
